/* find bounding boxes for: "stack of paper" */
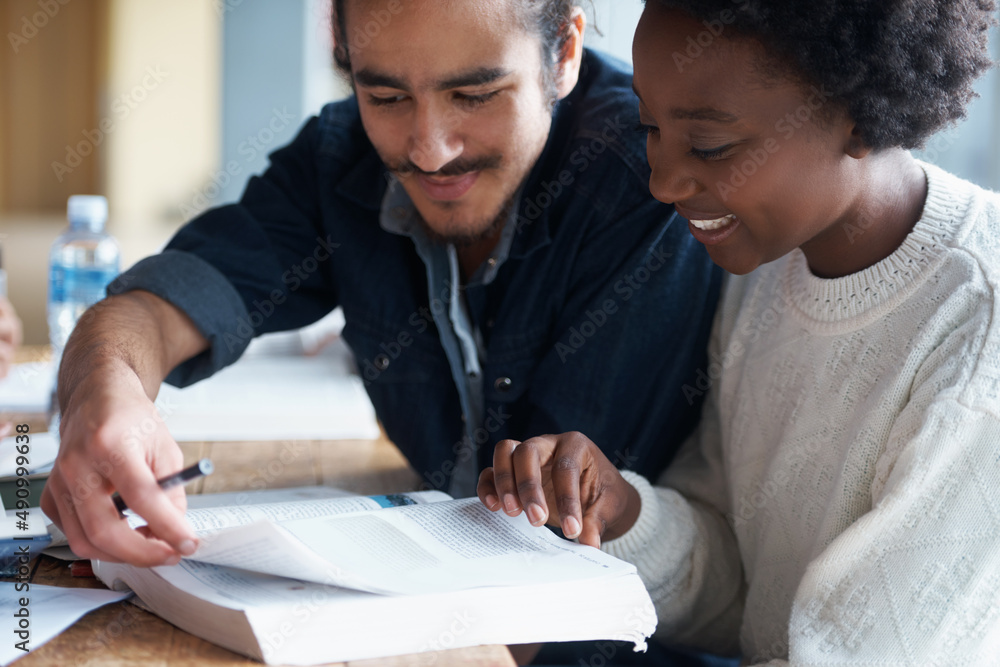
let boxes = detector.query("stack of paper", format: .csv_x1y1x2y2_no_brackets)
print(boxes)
156,338,378,441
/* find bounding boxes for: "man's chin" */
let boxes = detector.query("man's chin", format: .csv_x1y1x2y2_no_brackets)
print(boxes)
414,198,514,248
418,217,504,248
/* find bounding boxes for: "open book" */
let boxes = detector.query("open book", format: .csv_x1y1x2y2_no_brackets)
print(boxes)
94,489,656,665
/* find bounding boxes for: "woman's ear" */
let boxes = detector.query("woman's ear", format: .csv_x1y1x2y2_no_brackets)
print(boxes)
845,126,872,160
554,7,587,101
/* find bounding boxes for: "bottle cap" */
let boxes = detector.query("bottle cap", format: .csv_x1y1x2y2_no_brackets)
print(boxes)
67,195,108,231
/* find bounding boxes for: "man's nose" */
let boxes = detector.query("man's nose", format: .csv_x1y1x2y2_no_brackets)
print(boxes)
409,104,464,174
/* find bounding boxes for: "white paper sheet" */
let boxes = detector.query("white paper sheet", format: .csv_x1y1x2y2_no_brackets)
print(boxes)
156,339,378,441
0,362,55,413
0,433,58,477
189,498,634,596
0,582,131,666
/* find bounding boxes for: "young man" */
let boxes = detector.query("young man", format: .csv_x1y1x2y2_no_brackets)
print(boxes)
41,0,720,567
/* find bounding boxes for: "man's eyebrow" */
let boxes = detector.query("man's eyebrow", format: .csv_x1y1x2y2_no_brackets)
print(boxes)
354,69,407,89
436,67,511,91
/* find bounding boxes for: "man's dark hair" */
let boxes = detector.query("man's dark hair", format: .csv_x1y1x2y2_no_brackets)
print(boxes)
649,0,997,150
332,0,581,93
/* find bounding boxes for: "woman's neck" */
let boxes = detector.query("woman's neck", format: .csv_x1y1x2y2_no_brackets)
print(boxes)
801,150,928,279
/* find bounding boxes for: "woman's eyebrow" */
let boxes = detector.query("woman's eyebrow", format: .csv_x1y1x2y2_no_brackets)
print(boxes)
670,108,739,123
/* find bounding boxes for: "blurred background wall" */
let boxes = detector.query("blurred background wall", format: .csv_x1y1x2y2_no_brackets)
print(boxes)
1,0,998,344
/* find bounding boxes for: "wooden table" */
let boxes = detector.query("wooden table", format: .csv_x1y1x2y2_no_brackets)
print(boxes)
2,349,516,667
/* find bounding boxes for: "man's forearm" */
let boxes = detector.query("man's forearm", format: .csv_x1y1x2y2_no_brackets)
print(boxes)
58,290,209,408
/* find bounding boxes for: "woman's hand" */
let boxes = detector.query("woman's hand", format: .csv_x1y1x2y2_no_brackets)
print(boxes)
477,431,641,548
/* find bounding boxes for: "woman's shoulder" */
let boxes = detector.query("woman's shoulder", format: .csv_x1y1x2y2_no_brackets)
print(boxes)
919,161,1000,276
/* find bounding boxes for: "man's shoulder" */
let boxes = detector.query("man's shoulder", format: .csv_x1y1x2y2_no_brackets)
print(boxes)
553,50,650,195
311,96,375,163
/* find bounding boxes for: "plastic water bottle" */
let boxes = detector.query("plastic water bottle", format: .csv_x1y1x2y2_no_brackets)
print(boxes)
48,195,120,359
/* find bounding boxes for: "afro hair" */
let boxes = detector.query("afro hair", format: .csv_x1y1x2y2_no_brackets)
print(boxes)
649,0,997,149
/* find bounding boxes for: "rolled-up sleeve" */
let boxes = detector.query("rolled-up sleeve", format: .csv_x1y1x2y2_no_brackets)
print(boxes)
111,250,251,387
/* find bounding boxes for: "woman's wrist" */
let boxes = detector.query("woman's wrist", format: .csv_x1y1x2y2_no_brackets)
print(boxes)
603,479,642,541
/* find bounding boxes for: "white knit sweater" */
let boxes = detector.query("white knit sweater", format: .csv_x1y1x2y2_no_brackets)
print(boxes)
603,162,1000,666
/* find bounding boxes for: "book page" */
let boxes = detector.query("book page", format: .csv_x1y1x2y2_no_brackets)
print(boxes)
127,490,449,534
151,559,375,609
190,498,636,595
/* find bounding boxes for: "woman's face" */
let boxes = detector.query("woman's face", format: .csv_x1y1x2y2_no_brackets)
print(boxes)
632,5,863,276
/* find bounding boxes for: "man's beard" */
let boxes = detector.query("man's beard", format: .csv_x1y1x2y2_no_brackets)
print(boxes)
412,193,517,248
385,153,516,247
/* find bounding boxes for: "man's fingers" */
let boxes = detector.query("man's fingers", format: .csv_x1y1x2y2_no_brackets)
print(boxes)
477,467,501,510
512,438,549,527
111,457,197,556
492,439,523,517
43,468,180,566
0,422,12,439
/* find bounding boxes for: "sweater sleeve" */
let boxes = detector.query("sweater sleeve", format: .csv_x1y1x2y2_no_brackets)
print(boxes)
607,346,1000,664
781,399,1000,664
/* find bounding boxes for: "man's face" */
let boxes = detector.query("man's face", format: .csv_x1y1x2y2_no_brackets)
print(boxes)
345,0,556,245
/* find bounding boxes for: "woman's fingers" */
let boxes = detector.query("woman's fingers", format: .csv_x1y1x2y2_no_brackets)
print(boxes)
491,439,524,517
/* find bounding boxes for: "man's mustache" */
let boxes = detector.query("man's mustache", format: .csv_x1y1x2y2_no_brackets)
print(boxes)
388,154,503,178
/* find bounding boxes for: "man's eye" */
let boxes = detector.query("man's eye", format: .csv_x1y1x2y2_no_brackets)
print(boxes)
689,144,736,161
455,90,500,107
368,94,407,107
634,122,659,136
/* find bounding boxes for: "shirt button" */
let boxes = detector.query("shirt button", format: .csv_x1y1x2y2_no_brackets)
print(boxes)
461,414,467,423
486,319,495,329
487,257,498,267
494,376,512,393
392,206,407,219
374,354,390,370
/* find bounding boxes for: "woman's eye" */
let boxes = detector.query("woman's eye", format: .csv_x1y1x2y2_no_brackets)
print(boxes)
689,144,736,161
634,122,659,136
456,90,500,107
368,94,406,107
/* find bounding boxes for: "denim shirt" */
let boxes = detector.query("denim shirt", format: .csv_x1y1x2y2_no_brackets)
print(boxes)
379,176,522,496
119,50,722,490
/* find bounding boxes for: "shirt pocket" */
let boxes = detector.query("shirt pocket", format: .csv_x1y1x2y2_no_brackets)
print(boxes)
341,312,452,387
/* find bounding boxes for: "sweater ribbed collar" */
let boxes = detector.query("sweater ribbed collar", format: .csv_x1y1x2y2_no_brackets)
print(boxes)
780,161,977,327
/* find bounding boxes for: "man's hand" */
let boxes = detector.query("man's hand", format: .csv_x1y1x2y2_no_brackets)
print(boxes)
477,432,641,548
41,360,198,565
0,296,23,379
40,290,209,566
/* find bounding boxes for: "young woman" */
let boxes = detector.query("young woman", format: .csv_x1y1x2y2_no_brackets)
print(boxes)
479,1,1000,663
